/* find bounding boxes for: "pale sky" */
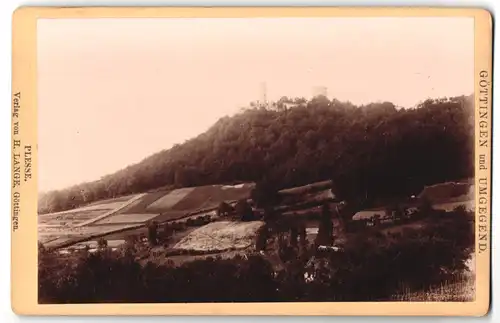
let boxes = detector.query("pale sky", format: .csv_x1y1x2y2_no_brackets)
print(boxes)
38,17,474,192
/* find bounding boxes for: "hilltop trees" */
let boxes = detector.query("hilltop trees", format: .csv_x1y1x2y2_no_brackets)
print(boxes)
38,94,474,216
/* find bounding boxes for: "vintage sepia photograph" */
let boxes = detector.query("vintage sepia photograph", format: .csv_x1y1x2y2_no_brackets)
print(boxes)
35,16,478,304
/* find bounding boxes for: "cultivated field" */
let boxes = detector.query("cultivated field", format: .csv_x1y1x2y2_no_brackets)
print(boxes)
146,187,196,211
150,210,195,222
117,190,171,214
86,194,138,206
39,224,142,248
76,201,129,212
38,183,255,251
169,184,254,212
67,239,126,251
174,221,265,252
93,213,159,225
114,183,254,215
38,209,107,226
38,194,142,227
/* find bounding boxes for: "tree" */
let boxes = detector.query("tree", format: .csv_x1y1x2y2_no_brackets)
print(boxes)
217,201,233,217
420,197,435,217
289,226,298,248
160,223,173,243
174,169,187,187
147,221,158,246
235,199,254,221
277,96,291,110
388,205,407,222
308,95,330,108
262,206,275,222
298,224,307,248
334,200,366,227
97,238,108,250
255,226,269,251
315,204,334,247
38,241,47,258
251,180,280,208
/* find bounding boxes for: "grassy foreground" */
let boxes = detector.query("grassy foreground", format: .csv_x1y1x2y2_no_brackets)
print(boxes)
392,272,475,301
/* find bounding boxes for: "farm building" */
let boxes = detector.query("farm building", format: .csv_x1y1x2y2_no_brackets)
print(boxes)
275,180,338,212
278,180,334,197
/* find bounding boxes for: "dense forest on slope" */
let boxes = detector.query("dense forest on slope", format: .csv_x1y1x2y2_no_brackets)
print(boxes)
38,95,474,214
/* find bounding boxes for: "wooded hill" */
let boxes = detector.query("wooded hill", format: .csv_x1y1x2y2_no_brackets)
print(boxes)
39,94,474,214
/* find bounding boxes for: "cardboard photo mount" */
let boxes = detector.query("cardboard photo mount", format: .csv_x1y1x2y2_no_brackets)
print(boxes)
11,6,493,316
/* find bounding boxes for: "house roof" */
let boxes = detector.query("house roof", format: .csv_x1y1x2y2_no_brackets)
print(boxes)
353,209,387,220
278,180,333,196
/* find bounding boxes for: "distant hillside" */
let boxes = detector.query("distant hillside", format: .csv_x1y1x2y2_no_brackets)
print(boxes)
38,94,474,214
